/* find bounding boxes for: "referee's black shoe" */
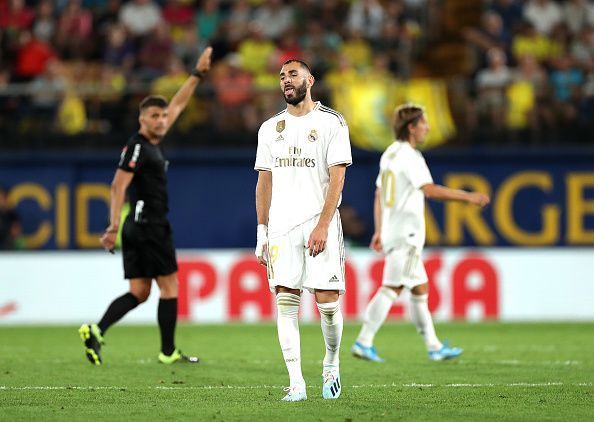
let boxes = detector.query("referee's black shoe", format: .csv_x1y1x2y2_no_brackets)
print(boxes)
78,323,104,365
158,349,199,364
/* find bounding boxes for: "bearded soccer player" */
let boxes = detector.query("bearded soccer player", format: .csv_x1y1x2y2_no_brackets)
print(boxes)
254,60,352,401
352,104,490,363
78,47,212,366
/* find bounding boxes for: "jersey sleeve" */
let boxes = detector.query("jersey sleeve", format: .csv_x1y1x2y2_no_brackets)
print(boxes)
118,142,143,173
407,153,433,189
254,124,272,171
327,120,352,167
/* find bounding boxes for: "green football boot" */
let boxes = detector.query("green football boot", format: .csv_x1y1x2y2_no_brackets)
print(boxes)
78,323,105,365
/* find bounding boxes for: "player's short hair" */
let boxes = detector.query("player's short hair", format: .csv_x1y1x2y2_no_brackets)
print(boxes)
139,95,168,113
282,59,312,76
393,103,425,141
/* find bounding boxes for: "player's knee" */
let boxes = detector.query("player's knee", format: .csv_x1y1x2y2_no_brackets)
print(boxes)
411,293,429,304
379,286,399,302
276,292,300,318
130,289,150,303
316,301,341,324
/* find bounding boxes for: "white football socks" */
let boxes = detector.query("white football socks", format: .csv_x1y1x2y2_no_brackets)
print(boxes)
276,293,305,387
316,301,343,367
410,293,442,352
356,286,398,348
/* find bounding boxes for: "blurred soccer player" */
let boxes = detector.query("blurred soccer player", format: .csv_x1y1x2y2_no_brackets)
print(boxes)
352,104,490,363
78,47,212,366
254,60,352,401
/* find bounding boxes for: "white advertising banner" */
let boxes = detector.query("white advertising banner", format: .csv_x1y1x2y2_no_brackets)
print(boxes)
0,248,593,324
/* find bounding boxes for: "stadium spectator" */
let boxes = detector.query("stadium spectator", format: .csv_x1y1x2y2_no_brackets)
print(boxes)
13,30,55,81
223,0,252,44
463,11,512,68
570,26,594,70
102,23,135,73
347,0,385,41
32,0,57,44
562,0,594,36
55,0,94,59
523,0,563,36
118,0,162,38
489,0,524,33
137,22,174,80
252,0,295,41
475,47,512,129
194,0,221,42
212,53,256,133
237,22,276,76
162,0,195,42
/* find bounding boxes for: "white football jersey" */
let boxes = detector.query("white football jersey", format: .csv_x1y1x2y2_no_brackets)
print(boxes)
255,102,352,237
376,141,433,251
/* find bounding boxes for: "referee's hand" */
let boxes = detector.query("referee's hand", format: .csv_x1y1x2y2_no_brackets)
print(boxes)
100,227,117,254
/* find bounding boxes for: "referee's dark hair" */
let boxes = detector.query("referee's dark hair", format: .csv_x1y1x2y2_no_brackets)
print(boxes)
393,103,425,141
282,59,312,76
139,95,169,113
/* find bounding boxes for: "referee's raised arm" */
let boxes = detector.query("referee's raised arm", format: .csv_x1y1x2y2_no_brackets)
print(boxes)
164,46,213,134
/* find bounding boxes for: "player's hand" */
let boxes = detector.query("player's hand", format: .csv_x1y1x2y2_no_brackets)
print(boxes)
307,224,328,257
255,224,268,266
100,226,118,253
468,192,490,208
369,232,383,253
195,46,213,74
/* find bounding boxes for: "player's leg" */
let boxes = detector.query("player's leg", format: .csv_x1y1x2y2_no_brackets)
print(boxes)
315,289,343,399
304,211,345,399
352,285,402,362
276,286,306,401
155,272,198,364
352,248,407,362
410,283,463,360
269,229,307,401
79,278,151,365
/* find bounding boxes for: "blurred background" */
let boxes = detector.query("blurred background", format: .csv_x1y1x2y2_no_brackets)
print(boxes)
1,0,593,324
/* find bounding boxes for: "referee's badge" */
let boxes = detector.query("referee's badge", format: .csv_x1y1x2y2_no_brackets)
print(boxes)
276,120,285,133
308,129,318,142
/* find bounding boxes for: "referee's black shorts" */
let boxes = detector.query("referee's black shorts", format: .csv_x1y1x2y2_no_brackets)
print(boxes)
121,218,178,279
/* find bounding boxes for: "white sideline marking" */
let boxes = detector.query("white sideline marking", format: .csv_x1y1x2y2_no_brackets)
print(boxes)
1,382,591,391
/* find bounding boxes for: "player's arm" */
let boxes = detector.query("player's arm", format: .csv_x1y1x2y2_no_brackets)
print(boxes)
100,169,134,252
164,46,213,133
421,184,490,207
308,164,347,257
255,170,272,265
369,187,383,252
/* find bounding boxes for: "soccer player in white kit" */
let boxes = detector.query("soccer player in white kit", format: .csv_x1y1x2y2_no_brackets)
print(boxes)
352,104,490,363
254,60,352,401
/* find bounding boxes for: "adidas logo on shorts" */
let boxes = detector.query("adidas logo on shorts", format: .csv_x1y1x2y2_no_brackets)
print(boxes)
329,275,339,283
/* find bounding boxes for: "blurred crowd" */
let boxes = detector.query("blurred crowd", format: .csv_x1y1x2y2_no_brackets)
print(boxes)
0,0,429,146
464,0,594,144
0,0,592,148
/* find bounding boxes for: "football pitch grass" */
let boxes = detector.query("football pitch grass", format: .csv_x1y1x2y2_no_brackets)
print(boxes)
1,323,592,421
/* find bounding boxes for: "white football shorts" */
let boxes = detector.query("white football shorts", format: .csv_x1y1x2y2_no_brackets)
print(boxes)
382,245,427,289
266,210,345,294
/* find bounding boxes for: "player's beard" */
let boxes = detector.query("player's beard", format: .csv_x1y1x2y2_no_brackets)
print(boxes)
283,80,307,106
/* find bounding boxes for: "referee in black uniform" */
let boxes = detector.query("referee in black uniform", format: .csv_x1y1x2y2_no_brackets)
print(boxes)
78,47,212,365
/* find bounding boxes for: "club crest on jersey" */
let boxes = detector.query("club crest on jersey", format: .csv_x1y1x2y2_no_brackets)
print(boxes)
308,129,318,142
276,120,285,133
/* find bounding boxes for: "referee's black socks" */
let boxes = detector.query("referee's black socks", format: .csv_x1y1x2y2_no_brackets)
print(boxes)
158,298,177,356
97,292,140,334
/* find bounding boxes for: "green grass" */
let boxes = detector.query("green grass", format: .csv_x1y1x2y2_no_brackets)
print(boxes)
0,323,592,421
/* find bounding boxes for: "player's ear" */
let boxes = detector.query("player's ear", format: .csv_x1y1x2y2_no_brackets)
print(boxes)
308,74,315,89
